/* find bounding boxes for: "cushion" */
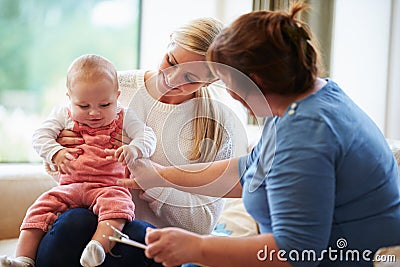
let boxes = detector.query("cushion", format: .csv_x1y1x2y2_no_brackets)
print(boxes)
212,198,259,237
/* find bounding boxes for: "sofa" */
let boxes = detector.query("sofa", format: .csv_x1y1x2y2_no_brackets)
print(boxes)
1,139,399,260
0,163,57,255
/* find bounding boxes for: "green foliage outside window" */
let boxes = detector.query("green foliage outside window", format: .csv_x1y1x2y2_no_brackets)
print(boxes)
0,0,140,162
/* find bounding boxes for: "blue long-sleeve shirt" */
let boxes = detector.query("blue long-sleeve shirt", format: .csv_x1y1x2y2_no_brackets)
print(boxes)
239,79,400,266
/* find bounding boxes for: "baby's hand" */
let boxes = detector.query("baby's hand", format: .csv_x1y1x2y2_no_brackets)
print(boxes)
105,148,117,161
105,145,141,165
52,148,81,174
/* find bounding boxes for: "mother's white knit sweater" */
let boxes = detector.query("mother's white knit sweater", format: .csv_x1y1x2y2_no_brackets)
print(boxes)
118,70,247,234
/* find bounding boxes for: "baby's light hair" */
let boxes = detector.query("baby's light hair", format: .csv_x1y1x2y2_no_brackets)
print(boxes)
66,54,118,93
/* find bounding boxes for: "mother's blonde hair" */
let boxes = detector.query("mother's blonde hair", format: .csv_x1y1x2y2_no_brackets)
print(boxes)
171,17,225,162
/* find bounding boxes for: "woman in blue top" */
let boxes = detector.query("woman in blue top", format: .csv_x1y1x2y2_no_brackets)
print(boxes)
119,1,400,267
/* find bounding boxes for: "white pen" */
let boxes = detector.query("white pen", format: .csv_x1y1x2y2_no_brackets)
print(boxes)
106,222,147,250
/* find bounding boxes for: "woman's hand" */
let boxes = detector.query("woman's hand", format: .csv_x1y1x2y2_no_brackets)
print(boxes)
57,129,84,147
145,227,203,267
117,159,169,190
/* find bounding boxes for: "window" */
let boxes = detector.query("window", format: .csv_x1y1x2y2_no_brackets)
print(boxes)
0,0,141,162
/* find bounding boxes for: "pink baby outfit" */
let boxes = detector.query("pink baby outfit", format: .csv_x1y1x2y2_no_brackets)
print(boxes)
21,110,135,232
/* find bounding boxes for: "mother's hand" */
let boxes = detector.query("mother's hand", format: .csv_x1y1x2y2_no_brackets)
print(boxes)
57,130,84,157
110,128,132,147
57,129,84,147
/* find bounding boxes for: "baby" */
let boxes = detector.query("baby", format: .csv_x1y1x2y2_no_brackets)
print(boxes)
0,54,156,267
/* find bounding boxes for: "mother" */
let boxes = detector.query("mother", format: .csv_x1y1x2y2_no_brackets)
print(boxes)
36,17,247,267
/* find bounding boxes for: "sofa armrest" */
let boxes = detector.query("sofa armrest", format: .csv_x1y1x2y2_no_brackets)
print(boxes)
0,163,57,240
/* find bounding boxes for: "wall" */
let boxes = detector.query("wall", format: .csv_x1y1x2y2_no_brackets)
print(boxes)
330,0,393,136
385,0,400,139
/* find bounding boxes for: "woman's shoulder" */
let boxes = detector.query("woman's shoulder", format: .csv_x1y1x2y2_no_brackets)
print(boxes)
117,69,146,107
117,69,145,86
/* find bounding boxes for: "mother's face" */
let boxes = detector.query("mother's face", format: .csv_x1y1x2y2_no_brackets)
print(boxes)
156,43,215,98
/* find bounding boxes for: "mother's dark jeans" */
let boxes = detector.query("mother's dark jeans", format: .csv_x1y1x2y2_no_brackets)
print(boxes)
36,208,163,267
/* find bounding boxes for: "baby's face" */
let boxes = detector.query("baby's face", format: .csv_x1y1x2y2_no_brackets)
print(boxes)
68,77,120,128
